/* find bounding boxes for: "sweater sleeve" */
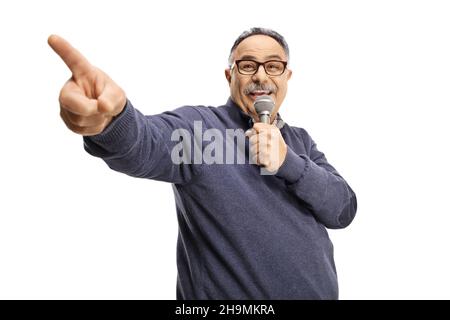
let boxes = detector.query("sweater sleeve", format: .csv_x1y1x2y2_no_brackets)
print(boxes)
275,129,357,229
83,99,202,184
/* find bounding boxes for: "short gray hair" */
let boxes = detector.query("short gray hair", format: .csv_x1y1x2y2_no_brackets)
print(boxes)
228,27,290,66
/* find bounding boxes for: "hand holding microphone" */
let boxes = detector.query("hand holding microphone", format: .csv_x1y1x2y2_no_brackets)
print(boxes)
48,35,127,136
246,95,288,173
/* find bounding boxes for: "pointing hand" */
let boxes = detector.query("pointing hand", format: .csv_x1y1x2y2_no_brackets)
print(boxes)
48,35,126,136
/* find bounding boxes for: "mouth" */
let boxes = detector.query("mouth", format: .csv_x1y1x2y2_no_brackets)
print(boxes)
247,90,273,101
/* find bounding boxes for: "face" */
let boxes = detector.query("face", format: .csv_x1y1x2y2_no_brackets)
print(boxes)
225,35,292,122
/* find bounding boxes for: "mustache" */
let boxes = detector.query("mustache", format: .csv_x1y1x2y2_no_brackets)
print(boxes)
243,83,277,95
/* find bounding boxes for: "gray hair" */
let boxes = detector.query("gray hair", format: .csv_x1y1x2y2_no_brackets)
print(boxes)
228,27,290,66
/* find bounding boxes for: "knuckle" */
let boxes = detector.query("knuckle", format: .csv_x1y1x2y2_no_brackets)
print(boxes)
68,113,85,126
65,121,80,134
78,126,94,136
58,81,73,103
58,89,68,105
252,125,262,133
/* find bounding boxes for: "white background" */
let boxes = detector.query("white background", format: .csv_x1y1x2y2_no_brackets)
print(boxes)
0,0,449,299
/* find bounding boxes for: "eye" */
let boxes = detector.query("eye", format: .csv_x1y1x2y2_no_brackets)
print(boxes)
266,62,282,72
239,61,257,72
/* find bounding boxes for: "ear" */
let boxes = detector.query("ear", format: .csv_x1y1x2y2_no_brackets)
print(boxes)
287,69,293,80
225,68,232,84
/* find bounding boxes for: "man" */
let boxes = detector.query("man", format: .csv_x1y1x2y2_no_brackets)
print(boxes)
48,28,357,299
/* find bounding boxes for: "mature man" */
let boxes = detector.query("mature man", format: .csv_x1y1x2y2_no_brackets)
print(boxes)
48,28,357,299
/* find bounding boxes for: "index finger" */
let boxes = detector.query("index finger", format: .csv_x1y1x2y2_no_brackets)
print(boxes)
48,34,92,77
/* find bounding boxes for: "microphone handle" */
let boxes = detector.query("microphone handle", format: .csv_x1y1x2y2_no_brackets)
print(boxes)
259,112,271,124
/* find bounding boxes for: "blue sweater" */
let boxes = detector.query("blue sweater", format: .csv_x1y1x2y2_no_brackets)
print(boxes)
83,98,357,299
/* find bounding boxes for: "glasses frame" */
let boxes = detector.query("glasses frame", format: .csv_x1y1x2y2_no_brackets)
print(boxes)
233,59,288,76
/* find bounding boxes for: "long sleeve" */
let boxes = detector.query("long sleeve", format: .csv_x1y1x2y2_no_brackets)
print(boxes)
276,130,357,229
83,99,202,184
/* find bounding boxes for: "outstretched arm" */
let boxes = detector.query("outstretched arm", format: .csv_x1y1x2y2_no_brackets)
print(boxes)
49,35,199,184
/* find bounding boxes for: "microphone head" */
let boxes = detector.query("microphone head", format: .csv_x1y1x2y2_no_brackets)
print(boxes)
254,95,275,115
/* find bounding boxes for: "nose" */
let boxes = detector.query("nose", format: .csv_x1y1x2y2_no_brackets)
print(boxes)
251,64,268,83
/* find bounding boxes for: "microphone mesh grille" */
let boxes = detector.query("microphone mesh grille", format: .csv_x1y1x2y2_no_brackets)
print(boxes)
254,95,275,113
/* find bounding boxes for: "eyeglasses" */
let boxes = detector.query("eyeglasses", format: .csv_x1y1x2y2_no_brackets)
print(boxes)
232,59,288,76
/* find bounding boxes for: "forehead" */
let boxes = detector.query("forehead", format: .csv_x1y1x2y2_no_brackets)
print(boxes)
233,35,286,60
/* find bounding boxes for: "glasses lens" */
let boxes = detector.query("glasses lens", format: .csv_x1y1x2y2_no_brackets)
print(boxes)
237,60,258,74
264,61,285,75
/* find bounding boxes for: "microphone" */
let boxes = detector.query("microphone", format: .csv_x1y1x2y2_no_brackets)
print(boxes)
254,95,274,124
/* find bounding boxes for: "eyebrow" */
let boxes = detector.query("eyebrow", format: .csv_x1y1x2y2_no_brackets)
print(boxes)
238,54,284,61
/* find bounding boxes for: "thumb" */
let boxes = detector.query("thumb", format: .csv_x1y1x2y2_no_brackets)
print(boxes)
97,84,126,116
245,128,256,137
